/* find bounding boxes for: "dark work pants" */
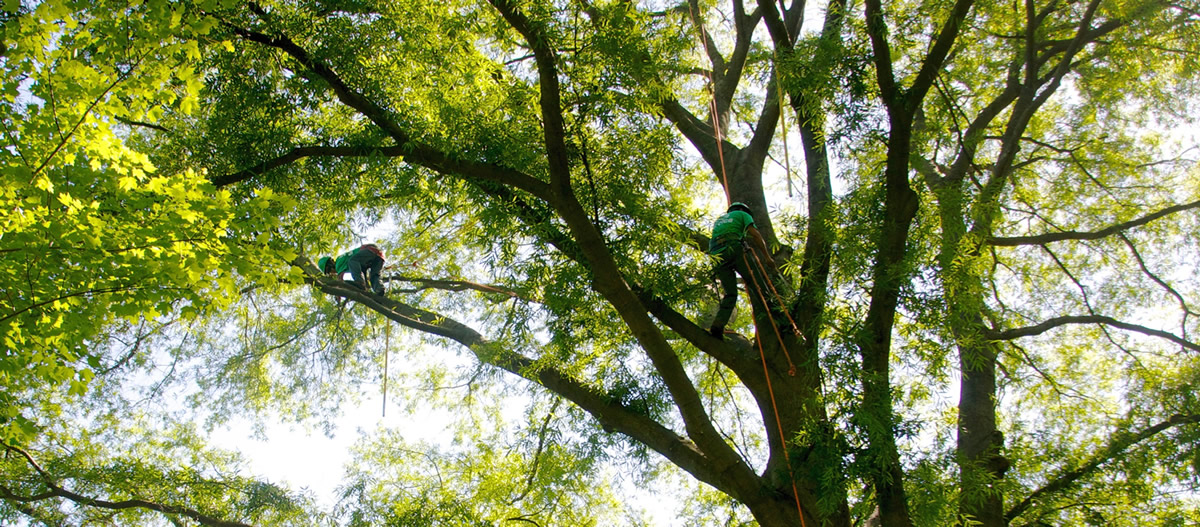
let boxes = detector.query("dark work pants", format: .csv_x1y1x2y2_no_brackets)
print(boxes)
712,244,751,330
711,243,784,331
347,251,384,294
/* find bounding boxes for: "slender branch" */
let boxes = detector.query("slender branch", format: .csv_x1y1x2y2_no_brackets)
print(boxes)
1118,233,1199,327
510,398,561,505
384,275,528,301
0,286,135,324
114,115,171,133
1006,413,1200,522
989,199,1200,246
210,145,404,187
32,56,141,178
988,315,1200,352
222,20,550,199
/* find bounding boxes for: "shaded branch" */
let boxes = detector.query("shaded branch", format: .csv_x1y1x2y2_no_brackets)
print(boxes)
210,145,404,188
222,19,550,199
294,259,742,497
989,199,1200,246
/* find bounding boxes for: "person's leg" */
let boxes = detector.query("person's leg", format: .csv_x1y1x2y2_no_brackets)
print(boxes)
710,253,739,336
347,256,367,290
368,257,384,294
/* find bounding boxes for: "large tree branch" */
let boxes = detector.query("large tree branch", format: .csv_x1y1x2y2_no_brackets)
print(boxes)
988,198,1200,246
988,314,1200,352
908,0,976,107
486,0,572,192
1,446,253,527
1006,413,1200,522
715,0,762,106
660,97,737,175
300,264,751,499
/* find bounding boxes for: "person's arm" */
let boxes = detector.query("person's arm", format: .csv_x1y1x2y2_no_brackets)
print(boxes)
745,226,779,275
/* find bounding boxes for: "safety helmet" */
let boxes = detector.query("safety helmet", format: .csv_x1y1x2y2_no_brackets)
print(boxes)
728,202,751,214
317,256,334,274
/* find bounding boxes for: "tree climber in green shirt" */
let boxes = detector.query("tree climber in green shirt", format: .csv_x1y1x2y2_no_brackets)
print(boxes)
319,244,387,296
707,202,785,339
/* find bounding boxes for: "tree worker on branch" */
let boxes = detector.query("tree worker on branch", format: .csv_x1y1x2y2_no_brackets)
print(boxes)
319,243,387,296
707,202,786,339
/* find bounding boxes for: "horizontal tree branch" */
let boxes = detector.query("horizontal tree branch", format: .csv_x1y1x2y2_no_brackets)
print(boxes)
988,314,1200,352
210,145,404,188
221,20,550,199
383,275,528,301
989,199,1200,246
1006,413,1200,522
296,259,739,494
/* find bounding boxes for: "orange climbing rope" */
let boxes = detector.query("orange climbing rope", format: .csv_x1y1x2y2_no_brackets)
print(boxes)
746,245,802,338
739,245,808,526
741,248,797,376
688,4,808,523
688,1,731,203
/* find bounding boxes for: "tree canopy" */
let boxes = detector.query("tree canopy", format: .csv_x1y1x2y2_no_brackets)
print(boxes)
3,0,1200,525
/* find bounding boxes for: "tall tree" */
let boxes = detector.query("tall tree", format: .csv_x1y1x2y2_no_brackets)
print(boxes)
3,0,1200,525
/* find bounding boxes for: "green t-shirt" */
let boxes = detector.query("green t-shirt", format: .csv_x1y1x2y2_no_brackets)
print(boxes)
709,210,754,253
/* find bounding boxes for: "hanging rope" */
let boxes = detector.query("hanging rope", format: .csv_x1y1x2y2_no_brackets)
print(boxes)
688,1,732,203
739,246,807,526
746,244,802,339
740,248,797,376
382,319,390,417
772,49,796,198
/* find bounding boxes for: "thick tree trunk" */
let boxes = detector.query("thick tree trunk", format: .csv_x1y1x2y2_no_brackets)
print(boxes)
957,339,1006,527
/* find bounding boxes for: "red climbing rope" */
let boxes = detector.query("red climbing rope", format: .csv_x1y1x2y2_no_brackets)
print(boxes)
740,248,797,376
688,1,732,203
689,3,808,523
739,246,808,526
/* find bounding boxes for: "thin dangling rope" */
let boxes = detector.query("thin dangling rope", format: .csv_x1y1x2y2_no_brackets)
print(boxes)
382,320,390,417
773,48,796,198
